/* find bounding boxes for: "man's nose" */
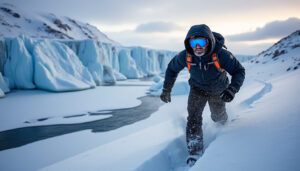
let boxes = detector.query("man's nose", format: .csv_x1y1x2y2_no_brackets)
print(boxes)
196,44,202,48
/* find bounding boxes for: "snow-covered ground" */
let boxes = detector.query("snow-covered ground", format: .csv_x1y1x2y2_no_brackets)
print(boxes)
1,58,300,171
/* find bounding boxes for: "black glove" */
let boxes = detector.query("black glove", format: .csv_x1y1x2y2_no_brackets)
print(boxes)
160,89,171,103
220,87,237,102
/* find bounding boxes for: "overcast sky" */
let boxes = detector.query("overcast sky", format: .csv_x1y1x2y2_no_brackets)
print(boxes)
4,0,300,55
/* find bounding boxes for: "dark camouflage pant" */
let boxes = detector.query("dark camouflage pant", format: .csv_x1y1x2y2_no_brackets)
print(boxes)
186,87,228,156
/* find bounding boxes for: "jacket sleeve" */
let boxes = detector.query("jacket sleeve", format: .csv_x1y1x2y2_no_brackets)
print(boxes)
163,50,186,90
219,50,245,92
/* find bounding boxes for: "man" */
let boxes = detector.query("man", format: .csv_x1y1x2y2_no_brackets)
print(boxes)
160,24,245,166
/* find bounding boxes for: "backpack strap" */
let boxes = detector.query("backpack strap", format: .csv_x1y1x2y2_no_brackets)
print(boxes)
186,52,224,72
211,53,225,72
186,52,196,70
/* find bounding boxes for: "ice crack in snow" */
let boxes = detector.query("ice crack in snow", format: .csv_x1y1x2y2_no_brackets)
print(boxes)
240,80,272,108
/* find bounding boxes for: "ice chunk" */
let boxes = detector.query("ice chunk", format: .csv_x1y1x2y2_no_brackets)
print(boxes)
4,36,35,89
130,47,151,76
0,39,7,74
153,75,162,83
0,87,4,98
76,39,104,85
148,80,189,96
0,72,10,93
113,71,127,81
147,50,161,75
118,49,141,79
102,65,116,84
33,39,96,91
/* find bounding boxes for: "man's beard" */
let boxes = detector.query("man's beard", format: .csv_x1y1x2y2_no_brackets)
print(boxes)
194,48,207,57
194,51,205,57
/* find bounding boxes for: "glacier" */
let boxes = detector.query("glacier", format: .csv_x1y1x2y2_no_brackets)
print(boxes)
0,72,9,98
0,35,176,93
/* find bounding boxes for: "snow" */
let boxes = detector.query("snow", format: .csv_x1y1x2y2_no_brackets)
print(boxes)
191,71,300,171
34,68,300,171
0,85,147,131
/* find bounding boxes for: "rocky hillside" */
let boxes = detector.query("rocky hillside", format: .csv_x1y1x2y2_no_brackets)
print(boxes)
254,30,300,63
242,30,300,83
0,3,119,45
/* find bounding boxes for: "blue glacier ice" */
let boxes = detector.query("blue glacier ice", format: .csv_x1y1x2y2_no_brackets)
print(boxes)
0,35,176,92
33,39,96,91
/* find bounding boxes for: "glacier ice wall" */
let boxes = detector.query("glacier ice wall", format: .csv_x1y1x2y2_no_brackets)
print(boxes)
118,49,141,79
0,72,9,98
4,36,35,89
33,39,96,91
64,39,105,85
0,40,7,74
0,35,176,92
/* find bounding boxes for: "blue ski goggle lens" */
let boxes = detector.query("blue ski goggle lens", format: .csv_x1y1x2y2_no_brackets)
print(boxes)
190,38,208,48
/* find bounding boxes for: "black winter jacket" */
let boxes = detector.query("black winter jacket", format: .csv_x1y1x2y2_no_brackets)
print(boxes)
163,24,245,95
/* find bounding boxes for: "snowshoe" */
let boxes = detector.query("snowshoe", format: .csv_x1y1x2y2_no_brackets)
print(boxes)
186,156,197,167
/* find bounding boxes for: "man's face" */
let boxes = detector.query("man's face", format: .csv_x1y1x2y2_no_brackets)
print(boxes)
190,37,208,57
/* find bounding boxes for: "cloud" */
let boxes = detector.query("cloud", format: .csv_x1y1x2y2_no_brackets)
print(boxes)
227,41,274,55
135,21,182,33
105,29,184,51
227,17,300,41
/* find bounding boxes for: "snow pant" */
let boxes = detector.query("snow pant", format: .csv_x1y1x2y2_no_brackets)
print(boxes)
186,86,228,156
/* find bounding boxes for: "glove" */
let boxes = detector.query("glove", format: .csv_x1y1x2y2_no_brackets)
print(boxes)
220,87,237,102
160,89,171,103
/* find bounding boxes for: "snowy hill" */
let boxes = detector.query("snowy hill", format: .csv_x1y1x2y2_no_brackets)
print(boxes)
0,3,119,45
250,30,300,70
242,30,300,84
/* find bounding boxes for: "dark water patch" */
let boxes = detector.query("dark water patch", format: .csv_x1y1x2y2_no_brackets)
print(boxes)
88,111,112,116
37,117,50,122
63,114,87,119
138,75,157,81
115,84,152,87
0,96,163,151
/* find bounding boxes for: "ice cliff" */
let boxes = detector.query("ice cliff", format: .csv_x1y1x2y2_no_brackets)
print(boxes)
0,35,176,93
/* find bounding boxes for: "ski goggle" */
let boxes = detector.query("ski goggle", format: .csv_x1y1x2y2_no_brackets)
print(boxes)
190,37,208,48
